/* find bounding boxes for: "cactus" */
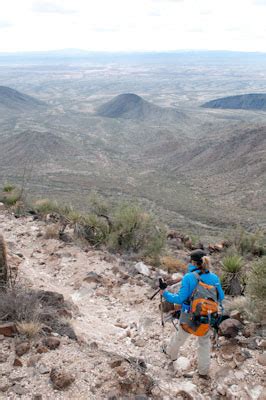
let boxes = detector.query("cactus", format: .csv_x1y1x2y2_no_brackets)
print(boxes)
0,234,8,289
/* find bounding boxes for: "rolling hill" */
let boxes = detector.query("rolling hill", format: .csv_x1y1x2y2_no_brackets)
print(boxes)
0,86,45,112
96,93,186,122
202,93,266,111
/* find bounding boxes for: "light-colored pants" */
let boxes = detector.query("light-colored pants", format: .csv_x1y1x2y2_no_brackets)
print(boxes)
167,324,211,375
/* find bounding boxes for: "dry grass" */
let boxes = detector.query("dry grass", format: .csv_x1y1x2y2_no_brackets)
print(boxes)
160,256,186,273
16,321,41,338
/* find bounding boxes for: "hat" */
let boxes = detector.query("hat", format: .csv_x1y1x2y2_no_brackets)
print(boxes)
190,249,206,264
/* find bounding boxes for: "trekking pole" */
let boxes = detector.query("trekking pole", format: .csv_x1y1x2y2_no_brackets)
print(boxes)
149,288,160,301
160,294,165,327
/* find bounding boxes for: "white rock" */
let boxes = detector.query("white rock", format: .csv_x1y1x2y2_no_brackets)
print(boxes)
0,202,5,211
173,356,191,372
135,262,150,277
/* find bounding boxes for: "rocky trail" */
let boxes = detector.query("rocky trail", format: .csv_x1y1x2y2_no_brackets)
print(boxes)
0,209,265,399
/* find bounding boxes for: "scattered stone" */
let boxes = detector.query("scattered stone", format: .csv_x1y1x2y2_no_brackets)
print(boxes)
134,262,150,277
27,355,41,367
38,364,50,374
230,310,243,322
132,338,145,348
257,353,266,366
36,344,49,354
258,340,266,350
110,358,123,368
13,358,23,367
173,357,191,373
219,318,243,338
32,395,42,400
114,322,128,329
0,322,17,337
0,202,5,210
83,271,101,283
50,368,75,390
0,377,10,392
15,342,30,357
0,352,8,363
42,336,60,350
12,384,28,395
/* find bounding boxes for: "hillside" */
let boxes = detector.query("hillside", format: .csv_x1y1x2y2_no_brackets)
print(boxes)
96,93,186,122
0,208,265,399
0,130,77,167
202,93,266,111
0,86,45,112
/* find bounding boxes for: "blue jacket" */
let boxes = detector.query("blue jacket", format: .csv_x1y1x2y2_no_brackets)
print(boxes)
163,264,224,306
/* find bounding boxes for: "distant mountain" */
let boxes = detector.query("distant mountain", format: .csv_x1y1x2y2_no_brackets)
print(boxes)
96,93,186,122
202,93,266,111
0,86,45,112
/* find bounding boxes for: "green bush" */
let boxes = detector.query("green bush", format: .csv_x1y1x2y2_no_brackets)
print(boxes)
1,191,21,206
107,204,166,260
3,183,15,193
246,257,266,321
81,214,110,246
231,227,265,256
221,254,243,273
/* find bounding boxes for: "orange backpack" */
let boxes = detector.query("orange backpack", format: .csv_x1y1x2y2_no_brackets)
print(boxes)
180,272,219,336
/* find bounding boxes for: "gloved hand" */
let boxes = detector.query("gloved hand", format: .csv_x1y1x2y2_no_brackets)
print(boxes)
159,278,167,290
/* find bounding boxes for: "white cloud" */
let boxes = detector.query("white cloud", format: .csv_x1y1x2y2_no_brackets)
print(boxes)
32,1,77,14
0,0,265,52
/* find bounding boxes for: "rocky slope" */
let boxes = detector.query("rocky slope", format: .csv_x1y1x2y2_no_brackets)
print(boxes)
0,207,265,399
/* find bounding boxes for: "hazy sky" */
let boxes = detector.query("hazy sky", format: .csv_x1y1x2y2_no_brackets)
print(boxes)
0,0,266,53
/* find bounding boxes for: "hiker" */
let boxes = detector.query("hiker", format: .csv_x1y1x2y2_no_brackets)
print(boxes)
160,249,224,378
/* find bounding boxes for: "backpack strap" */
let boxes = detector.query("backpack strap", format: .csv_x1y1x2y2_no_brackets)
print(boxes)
193,272,202,281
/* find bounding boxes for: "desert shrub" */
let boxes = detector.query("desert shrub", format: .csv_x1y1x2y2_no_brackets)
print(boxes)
231,227,265,256
33,198,60,214
221,254,244,296
0,288,41,322
3,183,16,192
77,214,110,246
246,257,266,320
0,234,8,289
107,204,166,259
0,190,21,206
16,321,41,338
89,192,109,216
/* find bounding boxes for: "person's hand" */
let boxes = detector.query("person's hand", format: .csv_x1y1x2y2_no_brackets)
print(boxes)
159,278,167,290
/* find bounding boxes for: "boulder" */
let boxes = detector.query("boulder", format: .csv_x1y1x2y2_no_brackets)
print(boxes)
0,202,5,211
15,342,30,357
230,310,243,322
50,368,75,390
134,262,150,277
219,318,243,338
0,322,17,337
